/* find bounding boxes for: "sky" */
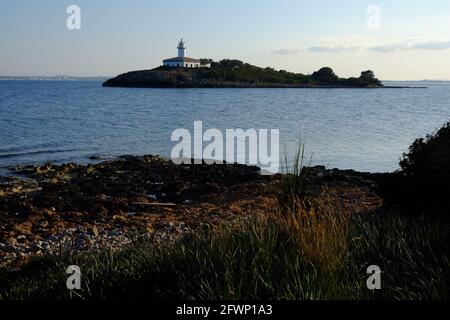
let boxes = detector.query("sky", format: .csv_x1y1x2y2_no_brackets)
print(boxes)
1,0,450,80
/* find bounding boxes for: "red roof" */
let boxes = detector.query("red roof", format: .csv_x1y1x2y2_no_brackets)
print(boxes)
163,57,200,63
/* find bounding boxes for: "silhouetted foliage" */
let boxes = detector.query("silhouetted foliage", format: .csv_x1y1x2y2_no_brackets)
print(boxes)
344,77,364,87
359,70,382,87
378,122,450,211
211,59,245,68
311,67,339,83
206,60,310,85
200,58,213,65
397,122,450,208
360,70,375,80
111,61,384,88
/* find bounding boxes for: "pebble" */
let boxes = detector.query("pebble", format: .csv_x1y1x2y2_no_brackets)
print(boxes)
7,238,18,246
92,226,99,238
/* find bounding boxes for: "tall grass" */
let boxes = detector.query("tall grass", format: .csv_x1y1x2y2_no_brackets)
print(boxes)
0,211,448,300
277,143,350,286
278,142,315,209
0,144,448,300
279,197,350,277
347,213,449,300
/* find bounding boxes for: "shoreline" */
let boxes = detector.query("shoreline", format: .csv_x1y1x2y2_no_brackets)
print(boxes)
0,155,384,268
103,84,428,89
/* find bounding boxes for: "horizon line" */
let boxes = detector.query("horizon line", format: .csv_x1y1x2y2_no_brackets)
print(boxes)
1,75,450,82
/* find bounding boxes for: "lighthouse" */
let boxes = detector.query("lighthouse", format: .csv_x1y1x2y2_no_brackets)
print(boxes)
177,39,186,58
162,39,211,68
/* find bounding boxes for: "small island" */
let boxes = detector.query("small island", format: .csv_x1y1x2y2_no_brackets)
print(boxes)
103,39,383,89
103,62,383,89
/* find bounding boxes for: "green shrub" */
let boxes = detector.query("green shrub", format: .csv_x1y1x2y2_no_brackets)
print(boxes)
399,122,450,208
311,67,339,84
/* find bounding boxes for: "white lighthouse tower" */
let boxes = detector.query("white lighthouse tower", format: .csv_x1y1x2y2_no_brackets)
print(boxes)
177,39,186,58
162,39,210,68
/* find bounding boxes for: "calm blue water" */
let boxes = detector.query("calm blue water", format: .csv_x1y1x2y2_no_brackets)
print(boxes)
1,80,449,174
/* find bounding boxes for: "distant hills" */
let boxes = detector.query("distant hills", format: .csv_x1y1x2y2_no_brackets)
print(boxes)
103,60,384,89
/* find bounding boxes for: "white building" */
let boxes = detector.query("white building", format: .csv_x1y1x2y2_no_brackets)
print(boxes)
163,39,210,68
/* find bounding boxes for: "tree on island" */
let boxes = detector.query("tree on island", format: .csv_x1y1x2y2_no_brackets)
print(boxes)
359,70,382,86
211,59,245,68
311,67,339,83
200,58,214,65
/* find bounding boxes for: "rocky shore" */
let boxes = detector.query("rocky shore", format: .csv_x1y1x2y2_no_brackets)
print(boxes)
0,156,383,269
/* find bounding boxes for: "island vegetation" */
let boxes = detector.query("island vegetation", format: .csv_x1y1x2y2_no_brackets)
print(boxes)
103,59,383,88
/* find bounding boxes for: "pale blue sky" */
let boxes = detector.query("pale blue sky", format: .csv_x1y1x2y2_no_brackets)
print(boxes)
1,0,450,79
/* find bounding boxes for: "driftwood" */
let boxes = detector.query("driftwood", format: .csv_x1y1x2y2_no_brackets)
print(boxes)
132,202,176,207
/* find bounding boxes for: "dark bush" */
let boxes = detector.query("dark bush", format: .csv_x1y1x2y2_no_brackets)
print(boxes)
399,122,450,208
212,59,245,68
359,70,382,87
311,67,339,83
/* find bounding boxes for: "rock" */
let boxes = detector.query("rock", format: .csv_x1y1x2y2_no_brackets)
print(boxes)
14,222,33,235
112,215,127,223
92,204,108,217
162,180,186,194
89,154,105,160
38,220,49,228
43,209,57,219
91,226,99,238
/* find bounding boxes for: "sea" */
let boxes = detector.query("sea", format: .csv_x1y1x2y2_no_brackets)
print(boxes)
1,80,449,175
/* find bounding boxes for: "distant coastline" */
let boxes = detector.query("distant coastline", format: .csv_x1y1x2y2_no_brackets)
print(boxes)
0,76,107,81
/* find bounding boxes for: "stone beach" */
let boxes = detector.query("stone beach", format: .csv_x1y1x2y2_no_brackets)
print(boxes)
0,155,383,269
